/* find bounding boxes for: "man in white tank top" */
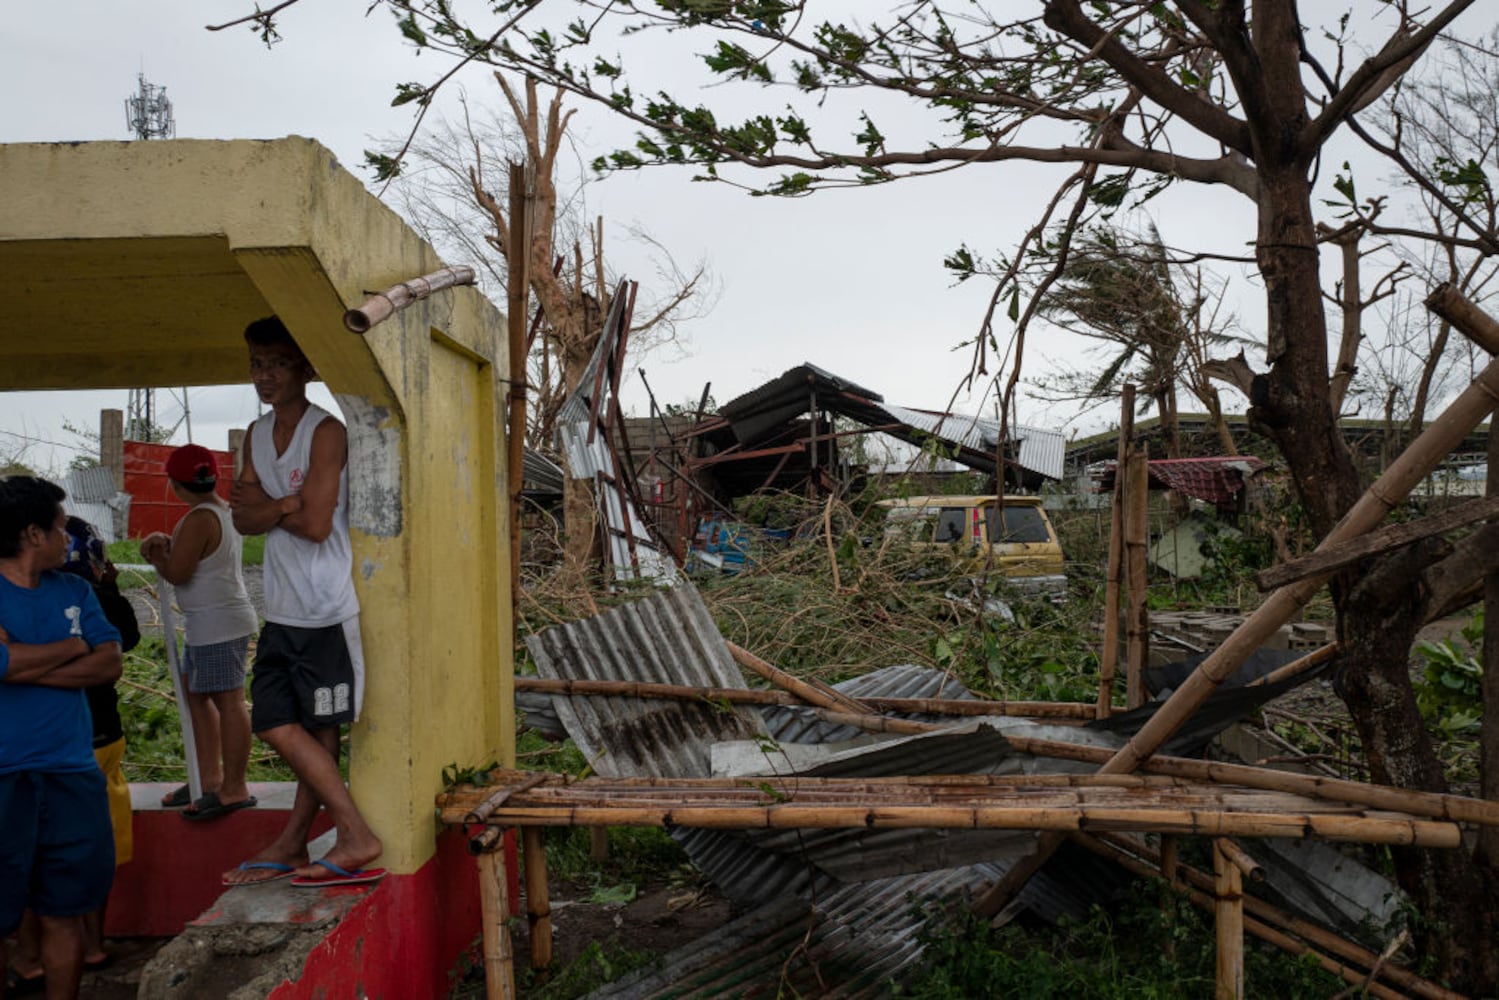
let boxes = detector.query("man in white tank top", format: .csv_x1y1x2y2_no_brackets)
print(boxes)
221,317,384,888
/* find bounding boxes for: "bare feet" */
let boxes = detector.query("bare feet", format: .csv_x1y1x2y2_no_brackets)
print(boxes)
222,846,310,886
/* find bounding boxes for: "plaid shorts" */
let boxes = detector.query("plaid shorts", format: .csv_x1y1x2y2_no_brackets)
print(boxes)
183,635,251,694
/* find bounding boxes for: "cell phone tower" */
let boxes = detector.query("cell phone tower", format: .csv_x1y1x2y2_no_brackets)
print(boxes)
124,73,175,141
124,73,177,441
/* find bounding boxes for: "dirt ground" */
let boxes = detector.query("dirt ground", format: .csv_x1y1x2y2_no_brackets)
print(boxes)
449,876,736,998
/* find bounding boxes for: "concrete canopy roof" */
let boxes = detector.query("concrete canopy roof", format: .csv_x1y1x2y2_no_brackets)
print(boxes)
1,137,515,878
2,234,270,388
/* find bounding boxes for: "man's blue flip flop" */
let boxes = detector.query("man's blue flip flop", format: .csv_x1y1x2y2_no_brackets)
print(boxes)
290,859,388,887
222,861,296,887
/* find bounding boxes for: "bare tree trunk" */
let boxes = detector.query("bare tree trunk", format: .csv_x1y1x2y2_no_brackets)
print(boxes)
1254,162,1497,987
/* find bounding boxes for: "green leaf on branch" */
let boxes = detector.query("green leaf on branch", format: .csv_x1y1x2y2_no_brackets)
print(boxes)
391,82,428,107
363,151,403,182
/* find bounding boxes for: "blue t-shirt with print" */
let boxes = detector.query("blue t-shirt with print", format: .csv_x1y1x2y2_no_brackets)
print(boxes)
0,570,122,774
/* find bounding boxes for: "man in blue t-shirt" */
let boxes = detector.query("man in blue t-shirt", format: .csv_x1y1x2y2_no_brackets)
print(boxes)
0,476,123,999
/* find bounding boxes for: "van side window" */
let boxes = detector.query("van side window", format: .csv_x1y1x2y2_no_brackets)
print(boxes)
935,508,966,542
987,505,1050,543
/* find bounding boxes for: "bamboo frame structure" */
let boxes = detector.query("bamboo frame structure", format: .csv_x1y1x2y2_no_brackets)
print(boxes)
1078,832,1464,1000
341,265,477,334
439,769,1462,848
1100,345,1499,776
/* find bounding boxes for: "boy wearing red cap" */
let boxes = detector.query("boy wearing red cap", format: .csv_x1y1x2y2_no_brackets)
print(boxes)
140,443,259,822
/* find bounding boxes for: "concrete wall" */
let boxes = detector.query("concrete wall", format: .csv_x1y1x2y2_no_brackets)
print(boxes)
0,138,514,875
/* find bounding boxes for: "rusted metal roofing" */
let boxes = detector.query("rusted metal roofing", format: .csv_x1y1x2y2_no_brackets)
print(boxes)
523,584,764,778
1095,455,1268,506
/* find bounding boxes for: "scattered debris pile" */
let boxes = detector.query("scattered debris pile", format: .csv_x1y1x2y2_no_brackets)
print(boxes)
444,584,1488,998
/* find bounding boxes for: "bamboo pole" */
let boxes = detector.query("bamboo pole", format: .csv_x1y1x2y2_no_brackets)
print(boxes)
1214,837,1265,883
449,801,1457,846
465,773,550,826
1214,840,1245,1000
1246,642,1341,687
478,848,516,1000
1125,442,1150,709
512,675,1098,719
726,641,877,717
342,265,478,334
1427,283,1499,354
1099,384,1136,718
1081,832,1464,1000
1006,734,1499,826
521,827,553,971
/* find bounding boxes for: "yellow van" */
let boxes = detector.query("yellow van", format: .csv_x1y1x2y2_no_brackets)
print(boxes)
876,495,1067,595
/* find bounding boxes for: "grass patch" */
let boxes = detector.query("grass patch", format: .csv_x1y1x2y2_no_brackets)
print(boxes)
900,882,1343,998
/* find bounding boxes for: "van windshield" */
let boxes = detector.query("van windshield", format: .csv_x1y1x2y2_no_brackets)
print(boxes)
986,504,1051,544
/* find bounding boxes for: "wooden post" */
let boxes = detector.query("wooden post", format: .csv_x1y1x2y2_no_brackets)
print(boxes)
227,429,246,479
100,409,124,492
1125,442,1150,709
478,847,516,999
589,826,610,861
522,827,553,970
1214,840,1245,1000
507,161,532,643
1098,385,1135,718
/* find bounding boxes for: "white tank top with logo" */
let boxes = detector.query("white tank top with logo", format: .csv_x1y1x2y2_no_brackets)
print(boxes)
173,502,259,646
250,403,360,628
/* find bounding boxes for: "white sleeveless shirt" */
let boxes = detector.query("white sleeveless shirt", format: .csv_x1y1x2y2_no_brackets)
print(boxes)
173,502,259,646
251,404,360,628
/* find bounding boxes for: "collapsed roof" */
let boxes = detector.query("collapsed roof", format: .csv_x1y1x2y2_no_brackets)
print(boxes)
688,363,1066,492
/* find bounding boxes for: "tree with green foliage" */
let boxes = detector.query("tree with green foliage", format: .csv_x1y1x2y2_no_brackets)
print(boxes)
1035,224,1250,458
215,0,1499,988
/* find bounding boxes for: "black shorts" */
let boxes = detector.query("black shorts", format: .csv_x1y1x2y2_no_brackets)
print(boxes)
250,621,359,732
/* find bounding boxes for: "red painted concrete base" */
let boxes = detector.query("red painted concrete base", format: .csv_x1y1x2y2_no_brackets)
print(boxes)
266,827,489,1000
107,783,331,937
108,783,500,998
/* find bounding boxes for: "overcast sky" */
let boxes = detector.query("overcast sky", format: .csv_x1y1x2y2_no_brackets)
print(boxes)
0,2,1488,475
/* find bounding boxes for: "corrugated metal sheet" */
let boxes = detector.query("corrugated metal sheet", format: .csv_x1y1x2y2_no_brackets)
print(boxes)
882,404,1066,482
524,584,765,779
590,866,994,999
555,286,678,584
589,844,1130,999
522,448,565,495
